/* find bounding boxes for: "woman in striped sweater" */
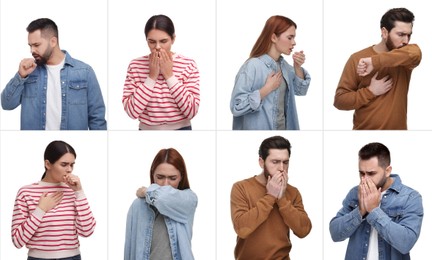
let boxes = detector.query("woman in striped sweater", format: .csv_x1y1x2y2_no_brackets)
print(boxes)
11,140,96,260
122,14,200,130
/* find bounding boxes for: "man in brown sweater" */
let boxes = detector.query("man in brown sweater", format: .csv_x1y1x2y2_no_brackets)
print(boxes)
230,135,312,260
334,7,421,130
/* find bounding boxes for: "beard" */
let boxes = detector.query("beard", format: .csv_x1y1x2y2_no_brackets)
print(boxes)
263,164,271,180
385,36,406,51
33,45,53,66
375,174,388,190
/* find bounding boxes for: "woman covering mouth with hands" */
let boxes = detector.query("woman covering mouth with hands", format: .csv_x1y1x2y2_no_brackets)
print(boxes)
11,140,96,260
122,14,201,130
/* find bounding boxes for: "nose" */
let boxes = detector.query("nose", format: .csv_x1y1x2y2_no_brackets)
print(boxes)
163,178,169,186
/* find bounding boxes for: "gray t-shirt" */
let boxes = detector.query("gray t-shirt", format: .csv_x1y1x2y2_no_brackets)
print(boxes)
150,210,173,260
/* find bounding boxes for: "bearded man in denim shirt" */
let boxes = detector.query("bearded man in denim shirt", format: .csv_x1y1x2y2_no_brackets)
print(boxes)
1,18,107,130
329,142,423,260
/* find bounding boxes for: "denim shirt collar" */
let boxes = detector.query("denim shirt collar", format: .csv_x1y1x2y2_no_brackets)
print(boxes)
258,54,284,71
387,174,403,194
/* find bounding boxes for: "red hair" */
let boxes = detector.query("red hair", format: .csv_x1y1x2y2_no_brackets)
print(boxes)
250,15,297,58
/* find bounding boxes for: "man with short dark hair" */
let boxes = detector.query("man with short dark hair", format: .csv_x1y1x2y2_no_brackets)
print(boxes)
230,135,312,259
1,18,107,130
329,142,424,259
334,8,421,129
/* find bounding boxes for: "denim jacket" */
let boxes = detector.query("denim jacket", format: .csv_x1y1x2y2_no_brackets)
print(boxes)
1,51,107,130
230,54,311,130
329,174,423,260
124,184,198,260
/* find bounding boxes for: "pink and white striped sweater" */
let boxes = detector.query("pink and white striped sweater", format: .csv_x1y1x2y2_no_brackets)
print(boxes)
11,181,96,258
122,53,200,130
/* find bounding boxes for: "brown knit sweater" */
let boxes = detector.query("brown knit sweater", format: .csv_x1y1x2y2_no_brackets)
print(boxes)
230,176,312,260
334,44,421,130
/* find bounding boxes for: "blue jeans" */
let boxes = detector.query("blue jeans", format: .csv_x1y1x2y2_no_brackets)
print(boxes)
28,255,81,260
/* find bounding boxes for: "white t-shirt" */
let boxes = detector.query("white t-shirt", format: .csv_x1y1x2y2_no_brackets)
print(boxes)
45,58,65,130
366,191,386,259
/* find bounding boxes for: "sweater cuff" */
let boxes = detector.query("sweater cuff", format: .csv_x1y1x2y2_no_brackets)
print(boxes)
75,190,86,200
33,207,46,220
144,77,156,88
166,75,179,88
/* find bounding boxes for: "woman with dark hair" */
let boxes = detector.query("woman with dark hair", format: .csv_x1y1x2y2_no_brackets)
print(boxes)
122,14,200,130
11,140,96,260
230,15,311,130
124,148,198,260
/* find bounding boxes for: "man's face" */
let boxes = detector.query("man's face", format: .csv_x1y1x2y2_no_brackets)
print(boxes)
28,29,54,65
260,149,289,179
383,21,413,51
358,156,391,189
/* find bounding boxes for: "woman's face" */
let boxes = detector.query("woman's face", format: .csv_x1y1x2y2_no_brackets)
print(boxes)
272,26,296,55
146,29,174,53
45,153,75,183
152,162,181,188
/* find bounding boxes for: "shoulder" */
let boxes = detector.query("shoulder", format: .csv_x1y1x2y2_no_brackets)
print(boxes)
173,53,198,68
65,51,93,69
350,46,375,60
127,56,150,70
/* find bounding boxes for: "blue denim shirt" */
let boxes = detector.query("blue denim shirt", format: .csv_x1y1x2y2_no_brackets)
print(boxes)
230,54,311,130
329,174,423,260
124,184,198,260
1,51,107,130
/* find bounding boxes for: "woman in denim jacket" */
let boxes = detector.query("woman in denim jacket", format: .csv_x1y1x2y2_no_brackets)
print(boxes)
230,15,311,130
124,148,198,260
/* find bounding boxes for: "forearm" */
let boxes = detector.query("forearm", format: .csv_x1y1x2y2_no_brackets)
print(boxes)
167,76,200,119
74,190,96,237
372,44,421,70
231,194,276,238
367,207,421,254
11,207,45,248
1,73,25,110
146,185,197,223
122,76,154,119
277,197,311,238
329,207,363,242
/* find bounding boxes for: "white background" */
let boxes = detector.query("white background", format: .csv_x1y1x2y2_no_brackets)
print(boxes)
323,131,430,259
1,0,431,259
216,0,323,130
0,132,108,259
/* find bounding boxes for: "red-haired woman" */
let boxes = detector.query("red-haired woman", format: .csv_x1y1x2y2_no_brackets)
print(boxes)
230,15,311,130
124,148,198,260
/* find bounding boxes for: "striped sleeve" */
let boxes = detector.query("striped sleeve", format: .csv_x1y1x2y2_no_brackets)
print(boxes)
122,57,156,119
166,57,200,120
11,189,45,248
74,190,96,237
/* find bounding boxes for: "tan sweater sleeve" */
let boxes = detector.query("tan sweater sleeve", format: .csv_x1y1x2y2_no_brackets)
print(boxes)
230,181,277,239
334,54,376,110
372,44,421,71
277,185,312,238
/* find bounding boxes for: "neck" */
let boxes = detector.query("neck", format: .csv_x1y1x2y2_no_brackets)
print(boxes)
373,41,388,53
255,172,267,184
47,48,65,66
267,47,281,61
381,176,394,191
